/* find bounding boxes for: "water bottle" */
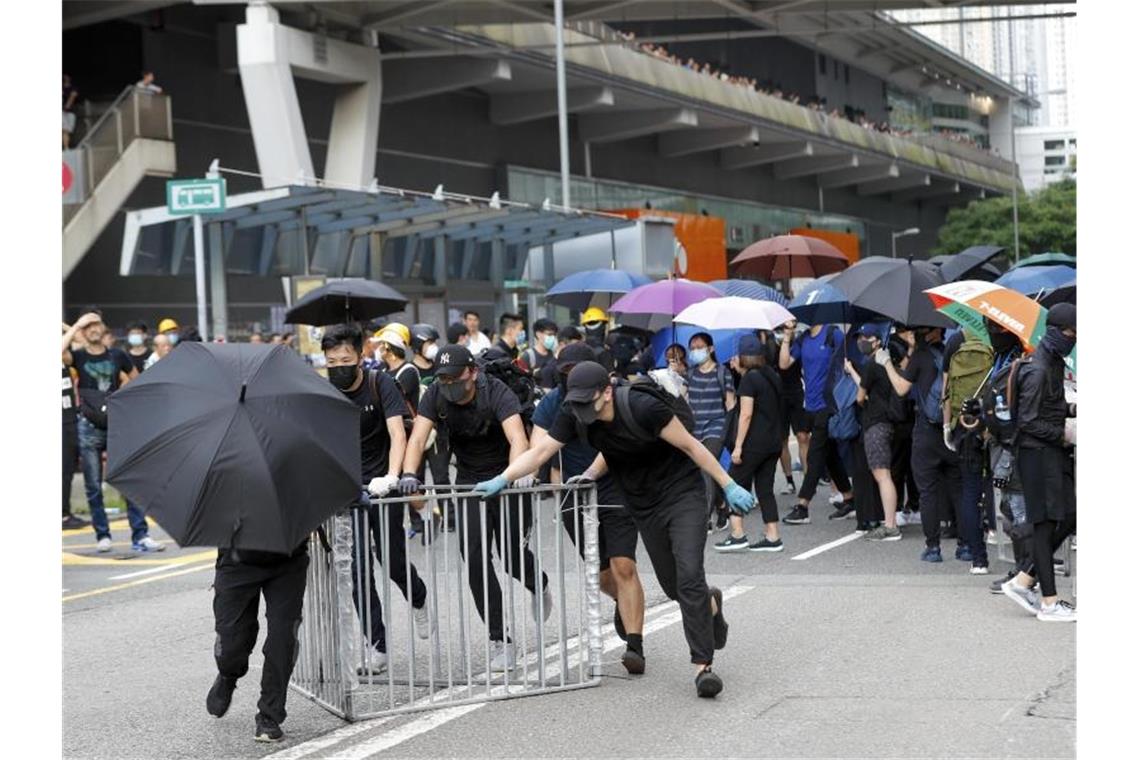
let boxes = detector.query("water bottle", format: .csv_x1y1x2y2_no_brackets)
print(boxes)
995,393,1011,422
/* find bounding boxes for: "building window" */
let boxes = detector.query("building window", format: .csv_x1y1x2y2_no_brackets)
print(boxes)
819,54,827,75
1069,138,1077,147
1044,139,1065,151
1044,155,1066,166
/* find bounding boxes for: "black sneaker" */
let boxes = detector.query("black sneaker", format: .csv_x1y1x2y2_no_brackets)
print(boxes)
748,537,784,552
713,535,749,552
614,605,627,642
206,675,236,718
621,647,646,675
714,509,729,532
695,667,723,698
990,570,1017,594
61,514,90,530
783,505,811,524
254,714,283,743
710,587,728,650
828,500,856,520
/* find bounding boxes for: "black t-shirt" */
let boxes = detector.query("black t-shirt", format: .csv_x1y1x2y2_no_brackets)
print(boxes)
344,370,408,480
62,365,77,425
127,349,152,375
859,360,892,429
524,348,556,388
942,330,965,367
387,362,421,411
901,344,939,399
778,355,804,398
547,388,702,512
418,375,521,480
735,367,783,455
70,348,133,392
495,339,520,360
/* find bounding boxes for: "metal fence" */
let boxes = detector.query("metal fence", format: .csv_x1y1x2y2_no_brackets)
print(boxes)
290,483,603,721
991,486,1073,582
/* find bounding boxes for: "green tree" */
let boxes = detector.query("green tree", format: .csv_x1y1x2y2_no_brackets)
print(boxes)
932,177,1075,257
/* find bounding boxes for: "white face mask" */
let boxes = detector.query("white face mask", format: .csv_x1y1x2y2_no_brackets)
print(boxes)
424,344,439,361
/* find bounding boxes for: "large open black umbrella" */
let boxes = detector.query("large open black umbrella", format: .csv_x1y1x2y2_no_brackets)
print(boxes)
930,245,1006,282
106,343,362,553
829,256,953,328
285,278,408,326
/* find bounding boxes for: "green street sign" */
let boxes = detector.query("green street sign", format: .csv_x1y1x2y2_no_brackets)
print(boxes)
503,279,531,290
166,178,227,215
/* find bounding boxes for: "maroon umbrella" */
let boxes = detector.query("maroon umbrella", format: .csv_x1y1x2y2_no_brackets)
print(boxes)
731,235,850,280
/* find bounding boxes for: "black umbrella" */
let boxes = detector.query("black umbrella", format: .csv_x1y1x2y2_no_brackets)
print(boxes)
829,256,953,328
1039,282,1076,308
285,278,408,326
106,343,362,553
932,245,1006,282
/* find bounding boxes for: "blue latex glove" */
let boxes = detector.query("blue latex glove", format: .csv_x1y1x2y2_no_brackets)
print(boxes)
723,480,757,514
473,475,508,498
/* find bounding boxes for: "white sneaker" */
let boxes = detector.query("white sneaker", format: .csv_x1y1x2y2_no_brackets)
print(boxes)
413,604,435,640
828,492,844,505
969,565,990,575
357,645,388,676
96,537,113,553
132,536,166,552
1037,600,1077,623
779,482,796,495
532,586,554,625
985,530,998,545
1001,578,1041,615
489,641,516,672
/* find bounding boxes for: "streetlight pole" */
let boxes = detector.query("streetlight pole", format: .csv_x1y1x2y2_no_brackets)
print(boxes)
891,227,920,258
1007,7,1021,263
554,0,571,209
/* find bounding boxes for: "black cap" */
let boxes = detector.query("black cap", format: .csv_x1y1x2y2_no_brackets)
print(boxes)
445,322,467,344
556,342,597,372
1046,303,1076,329
736,334,764,357
564,361,610,403
434,344,475,377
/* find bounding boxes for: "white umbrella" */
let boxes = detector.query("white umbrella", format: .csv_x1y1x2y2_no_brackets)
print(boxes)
674,296,795,331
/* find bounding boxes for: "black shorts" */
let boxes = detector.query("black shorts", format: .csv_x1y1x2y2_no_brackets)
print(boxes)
562,479,638,567
780,394,810,436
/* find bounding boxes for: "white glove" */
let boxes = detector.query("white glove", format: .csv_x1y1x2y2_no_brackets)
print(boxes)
368,475,399,497
874,348,890,366
943,424,956,452
513,474,539,489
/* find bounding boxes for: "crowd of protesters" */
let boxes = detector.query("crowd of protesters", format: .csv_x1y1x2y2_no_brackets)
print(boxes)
63,295,1075,740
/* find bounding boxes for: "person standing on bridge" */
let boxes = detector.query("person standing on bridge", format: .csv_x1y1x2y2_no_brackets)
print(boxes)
477,361,758,698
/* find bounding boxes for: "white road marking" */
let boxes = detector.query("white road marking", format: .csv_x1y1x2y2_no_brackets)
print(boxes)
791,531,863,560
269,584,755,760
108,562,201,581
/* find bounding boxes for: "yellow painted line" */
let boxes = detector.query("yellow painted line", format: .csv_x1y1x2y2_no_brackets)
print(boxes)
62,516,157,537
63,540,135,550
62,548,215,567
62,561,215,603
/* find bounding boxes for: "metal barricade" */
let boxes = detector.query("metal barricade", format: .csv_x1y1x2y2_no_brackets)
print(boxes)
992,486,1073,578
290,483,603,722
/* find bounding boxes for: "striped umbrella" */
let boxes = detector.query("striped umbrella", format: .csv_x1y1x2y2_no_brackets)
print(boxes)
924,280,1046,350
707,279,788,306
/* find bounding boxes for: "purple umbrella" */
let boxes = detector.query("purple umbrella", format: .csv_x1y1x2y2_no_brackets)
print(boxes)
610,278,721,331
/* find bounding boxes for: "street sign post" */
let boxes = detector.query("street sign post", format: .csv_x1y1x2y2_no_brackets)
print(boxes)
167,178,227,340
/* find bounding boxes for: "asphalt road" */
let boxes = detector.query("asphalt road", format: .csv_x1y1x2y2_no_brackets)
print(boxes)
63,477,1075,760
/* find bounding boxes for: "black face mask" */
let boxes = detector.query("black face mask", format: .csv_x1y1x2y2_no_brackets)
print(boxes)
989,329,1019,354
857,338,875,355
440,379,473,404
327,365,358,391
1039,326,1076,358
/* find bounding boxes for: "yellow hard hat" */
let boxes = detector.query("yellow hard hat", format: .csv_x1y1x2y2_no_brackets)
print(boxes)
580,307,607,325
376,330,407,352
158,318,179,334
382,322,411,345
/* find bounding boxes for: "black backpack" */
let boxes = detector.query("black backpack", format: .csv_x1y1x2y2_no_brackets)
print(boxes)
980,356,1027,446
476,353,538,430
613,380,696,443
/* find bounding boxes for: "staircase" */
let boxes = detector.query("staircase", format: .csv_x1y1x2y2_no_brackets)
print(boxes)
63,85,177,278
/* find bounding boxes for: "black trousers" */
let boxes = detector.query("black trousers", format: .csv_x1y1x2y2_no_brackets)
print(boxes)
728,450,779,524
630,487,714,664
457,491,548,642
212,550,308,725
910,422,961,548
350,504,428,651
850,433,884,525
890,423,920,510
1019,446,1077,598
63,420,78,518
797,409,851,503
426,436,453,511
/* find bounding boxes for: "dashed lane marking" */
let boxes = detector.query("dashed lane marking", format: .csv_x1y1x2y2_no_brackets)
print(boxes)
790,530,863,560
62,562,215,603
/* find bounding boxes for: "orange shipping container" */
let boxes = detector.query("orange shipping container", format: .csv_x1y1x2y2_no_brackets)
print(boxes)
789,227,862,266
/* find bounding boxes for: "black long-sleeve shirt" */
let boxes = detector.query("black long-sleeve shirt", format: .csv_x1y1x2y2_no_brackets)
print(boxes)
1015,348,1069,448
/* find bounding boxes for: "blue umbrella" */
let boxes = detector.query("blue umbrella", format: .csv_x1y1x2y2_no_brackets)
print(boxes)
707,279,788,306
995,265,1076,298
545,269,652,311
649,325,751,368
787,274,879,325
